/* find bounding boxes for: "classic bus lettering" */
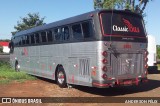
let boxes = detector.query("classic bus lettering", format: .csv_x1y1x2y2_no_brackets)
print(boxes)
113,25,128,32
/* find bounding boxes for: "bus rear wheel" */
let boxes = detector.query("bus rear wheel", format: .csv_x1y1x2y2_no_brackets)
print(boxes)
56,67,67,88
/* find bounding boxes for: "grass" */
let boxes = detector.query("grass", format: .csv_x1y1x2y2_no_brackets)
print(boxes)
0,61,36,84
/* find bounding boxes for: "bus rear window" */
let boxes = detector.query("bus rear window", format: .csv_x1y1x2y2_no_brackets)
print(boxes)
100,12,146,37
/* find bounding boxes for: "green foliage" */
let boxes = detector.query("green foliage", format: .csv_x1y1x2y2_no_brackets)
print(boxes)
0,61,11,68
0,39,10,42
0,61,36,84
157,64,160,71
157,45,160,59
0,46,3,53
102,0,124,9
94,0,153,15
12,13,45,35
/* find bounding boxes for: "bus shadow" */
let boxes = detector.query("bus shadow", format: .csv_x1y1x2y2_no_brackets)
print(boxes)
73,79,160,96
148,70,160,74
34,76,160,96
148,66,160,74
35,76,57,84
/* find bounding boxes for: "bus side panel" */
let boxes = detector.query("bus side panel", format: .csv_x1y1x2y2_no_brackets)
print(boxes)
67,41,99,87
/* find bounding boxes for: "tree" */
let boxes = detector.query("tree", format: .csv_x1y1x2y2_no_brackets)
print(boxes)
157,45,160,59
0,39,10,42
0,46,3,53
94,0,153,14
12,13,45,35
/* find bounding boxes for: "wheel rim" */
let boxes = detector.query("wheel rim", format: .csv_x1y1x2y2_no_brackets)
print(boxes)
57,71,65,84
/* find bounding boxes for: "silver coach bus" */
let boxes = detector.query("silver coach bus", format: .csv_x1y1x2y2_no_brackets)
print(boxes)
9,10,148,88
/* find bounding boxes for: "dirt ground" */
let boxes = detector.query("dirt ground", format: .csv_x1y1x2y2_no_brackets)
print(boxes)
0,74,160,106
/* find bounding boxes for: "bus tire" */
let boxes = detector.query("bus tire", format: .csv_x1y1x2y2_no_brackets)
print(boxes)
15,61,20,72
56,66,67,88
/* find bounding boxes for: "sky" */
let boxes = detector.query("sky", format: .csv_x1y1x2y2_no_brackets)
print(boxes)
0,0,159,44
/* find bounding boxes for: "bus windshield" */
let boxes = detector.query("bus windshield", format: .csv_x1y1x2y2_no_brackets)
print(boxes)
99,11,146,37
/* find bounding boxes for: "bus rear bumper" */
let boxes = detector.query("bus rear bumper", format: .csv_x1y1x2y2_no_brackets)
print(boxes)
92,77,148,88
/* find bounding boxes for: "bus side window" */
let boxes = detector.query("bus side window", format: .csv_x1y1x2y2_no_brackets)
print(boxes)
31,34,35,44
54,28,61,41
72,24,83,39
82,21,93,38
22,36,26,45
14,37,20,46
26,35,30,45
47,30,53,42
62,26,69,40
13,38,15,46
18,37,22,46
41,31,47,43
35,33,40,44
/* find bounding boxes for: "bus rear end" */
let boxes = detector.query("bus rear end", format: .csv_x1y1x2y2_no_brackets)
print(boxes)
92,10,148,88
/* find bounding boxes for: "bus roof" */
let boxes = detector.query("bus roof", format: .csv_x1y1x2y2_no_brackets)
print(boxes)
13,9,142,37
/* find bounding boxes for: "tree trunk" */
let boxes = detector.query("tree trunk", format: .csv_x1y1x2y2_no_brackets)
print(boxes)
140,1,148,14
131,0,135,11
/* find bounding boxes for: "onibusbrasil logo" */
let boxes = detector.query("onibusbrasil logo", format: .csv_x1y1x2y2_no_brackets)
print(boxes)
112,18,140,33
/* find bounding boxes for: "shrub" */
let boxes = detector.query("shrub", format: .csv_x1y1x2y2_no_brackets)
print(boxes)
0,46,3,53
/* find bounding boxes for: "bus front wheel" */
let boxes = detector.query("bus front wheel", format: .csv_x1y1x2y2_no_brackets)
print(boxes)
56,67,67,88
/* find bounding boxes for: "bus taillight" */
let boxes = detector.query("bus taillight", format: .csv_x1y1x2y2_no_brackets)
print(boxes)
145,51,149,56
102,74,107,79
145,70,148,75
102,66,107,72
144,57,148,62
102,58,107,64
145,64,148,69
102,51,107,57
144,50,148,69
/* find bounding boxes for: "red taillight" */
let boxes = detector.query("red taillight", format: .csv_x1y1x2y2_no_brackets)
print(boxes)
102,58,107,64
102,74,107,79
102,51,107,57
145,51,149,56
102,66,107,72
145,64,148,69
144,57,148,62
145,70,148,75
144,50,148,66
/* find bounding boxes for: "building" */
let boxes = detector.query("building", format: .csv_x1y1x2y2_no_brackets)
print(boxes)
147,35,158,72
0,42,10,53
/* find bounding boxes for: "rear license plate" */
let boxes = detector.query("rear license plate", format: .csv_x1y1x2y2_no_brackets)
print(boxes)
123,80,132,85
